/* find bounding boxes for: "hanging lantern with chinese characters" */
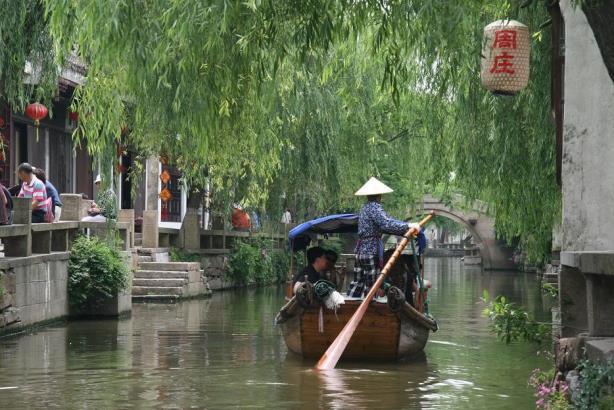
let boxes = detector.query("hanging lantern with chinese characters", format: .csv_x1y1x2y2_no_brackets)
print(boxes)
481,20,530,95
25,102,48,141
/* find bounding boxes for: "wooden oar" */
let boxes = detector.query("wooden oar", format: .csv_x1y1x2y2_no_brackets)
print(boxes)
315,211,434,370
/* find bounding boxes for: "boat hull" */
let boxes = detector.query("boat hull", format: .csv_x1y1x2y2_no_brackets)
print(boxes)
278,299,431,360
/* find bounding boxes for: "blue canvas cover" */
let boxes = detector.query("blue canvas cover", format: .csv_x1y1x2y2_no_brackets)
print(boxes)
288,213,427,253
288,214,358,251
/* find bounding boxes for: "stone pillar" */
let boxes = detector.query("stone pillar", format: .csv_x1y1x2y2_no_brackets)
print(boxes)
141,210,158,249
117,209,135,248
59,194,83,221
559,264,588,337
145,156,159,212
4,198,32,257
12,198,31,225
180,208,200,250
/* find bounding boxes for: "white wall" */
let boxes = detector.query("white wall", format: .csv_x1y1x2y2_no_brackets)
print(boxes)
561,1,614,252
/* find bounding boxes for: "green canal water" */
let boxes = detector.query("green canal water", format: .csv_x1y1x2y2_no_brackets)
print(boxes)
0,258,550,409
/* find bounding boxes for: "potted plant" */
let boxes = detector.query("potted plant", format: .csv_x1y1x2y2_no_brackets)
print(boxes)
68,236,131,317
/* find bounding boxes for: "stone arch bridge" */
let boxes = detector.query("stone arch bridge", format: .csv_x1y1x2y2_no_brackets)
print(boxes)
415,194,516,270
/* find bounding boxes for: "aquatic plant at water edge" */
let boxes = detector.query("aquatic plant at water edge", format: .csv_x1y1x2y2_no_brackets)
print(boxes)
528,368,571,409
226,239,289,286
575,359,614,409
481,290,551,345
67,235,130,309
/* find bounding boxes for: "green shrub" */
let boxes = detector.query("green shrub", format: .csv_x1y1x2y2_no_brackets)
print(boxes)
170,247,200,263
481,290,551,345
542,282,559,299
226,239,290,286
271,250,290,283
68,235,130,309
577,359,614,410
319,236,345,256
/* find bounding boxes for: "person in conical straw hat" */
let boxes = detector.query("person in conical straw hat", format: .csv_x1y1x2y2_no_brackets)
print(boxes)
347,177,421,298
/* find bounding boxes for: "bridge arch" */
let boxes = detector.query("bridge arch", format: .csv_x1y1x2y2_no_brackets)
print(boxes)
415,195,516,270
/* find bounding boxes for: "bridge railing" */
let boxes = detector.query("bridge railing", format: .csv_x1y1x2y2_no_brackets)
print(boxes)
156,226,287,254
0,197,131,258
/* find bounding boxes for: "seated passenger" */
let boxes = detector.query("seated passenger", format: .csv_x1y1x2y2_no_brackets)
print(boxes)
322,249,343,289
292,246,328,291
81,175,117,222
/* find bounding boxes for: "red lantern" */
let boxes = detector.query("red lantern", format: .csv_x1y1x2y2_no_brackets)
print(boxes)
25,102,48,141
25,102,48,126
68,111,79,122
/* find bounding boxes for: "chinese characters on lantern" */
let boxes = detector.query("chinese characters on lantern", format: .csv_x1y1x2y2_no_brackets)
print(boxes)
490,30,517,75
481,20,529,94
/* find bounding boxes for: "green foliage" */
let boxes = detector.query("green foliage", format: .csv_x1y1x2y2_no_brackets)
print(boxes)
427,215,466,240
542,282,559,299
227,239,289,286
576,359,614,410
481,289,551,345
271,249,291,284
0,1,59,110
318,236,345,256
26,0,559,262
67,235,129,310
169,248,200,263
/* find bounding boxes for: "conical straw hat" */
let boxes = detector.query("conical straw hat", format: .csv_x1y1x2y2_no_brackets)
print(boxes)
354,177,394,196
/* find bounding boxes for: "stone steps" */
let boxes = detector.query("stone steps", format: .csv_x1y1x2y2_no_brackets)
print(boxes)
138,262,200,271
132,294,179,302
133,278,187,287
131,252,210,301
132,286,183,296
134,270,190,279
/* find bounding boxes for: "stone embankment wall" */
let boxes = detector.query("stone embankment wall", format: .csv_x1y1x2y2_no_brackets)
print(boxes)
200,253,233,291
0,254,70,335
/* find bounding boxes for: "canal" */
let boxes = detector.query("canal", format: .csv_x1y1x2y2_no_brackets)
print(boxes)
0,258,549,409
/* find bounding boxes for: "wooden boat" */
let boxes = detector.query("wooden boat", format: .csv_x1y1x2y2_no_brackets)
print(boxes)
277,213,438,361
276,296,437,360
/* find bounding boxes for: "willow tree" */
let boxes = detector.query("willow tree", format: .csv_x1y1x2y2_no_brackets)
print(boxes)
37,0,558,261
0,1,59,110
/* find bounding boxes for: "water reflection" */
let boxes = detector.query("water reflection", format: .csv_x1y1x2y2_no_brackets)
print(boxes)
0,258,548,409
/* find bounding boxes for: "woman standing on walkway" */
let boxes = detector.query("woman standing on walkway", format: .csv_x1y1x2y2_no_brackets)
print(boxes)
347,177,421,298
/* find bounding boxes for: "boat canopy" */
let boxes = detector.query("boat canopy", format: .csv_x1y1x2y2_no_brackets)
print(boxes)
288,214,358,251
288,213,428,253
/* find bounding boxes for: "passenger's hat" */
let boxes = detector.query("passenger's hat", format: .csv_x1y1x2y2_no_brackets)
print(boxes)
354,177,394,196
